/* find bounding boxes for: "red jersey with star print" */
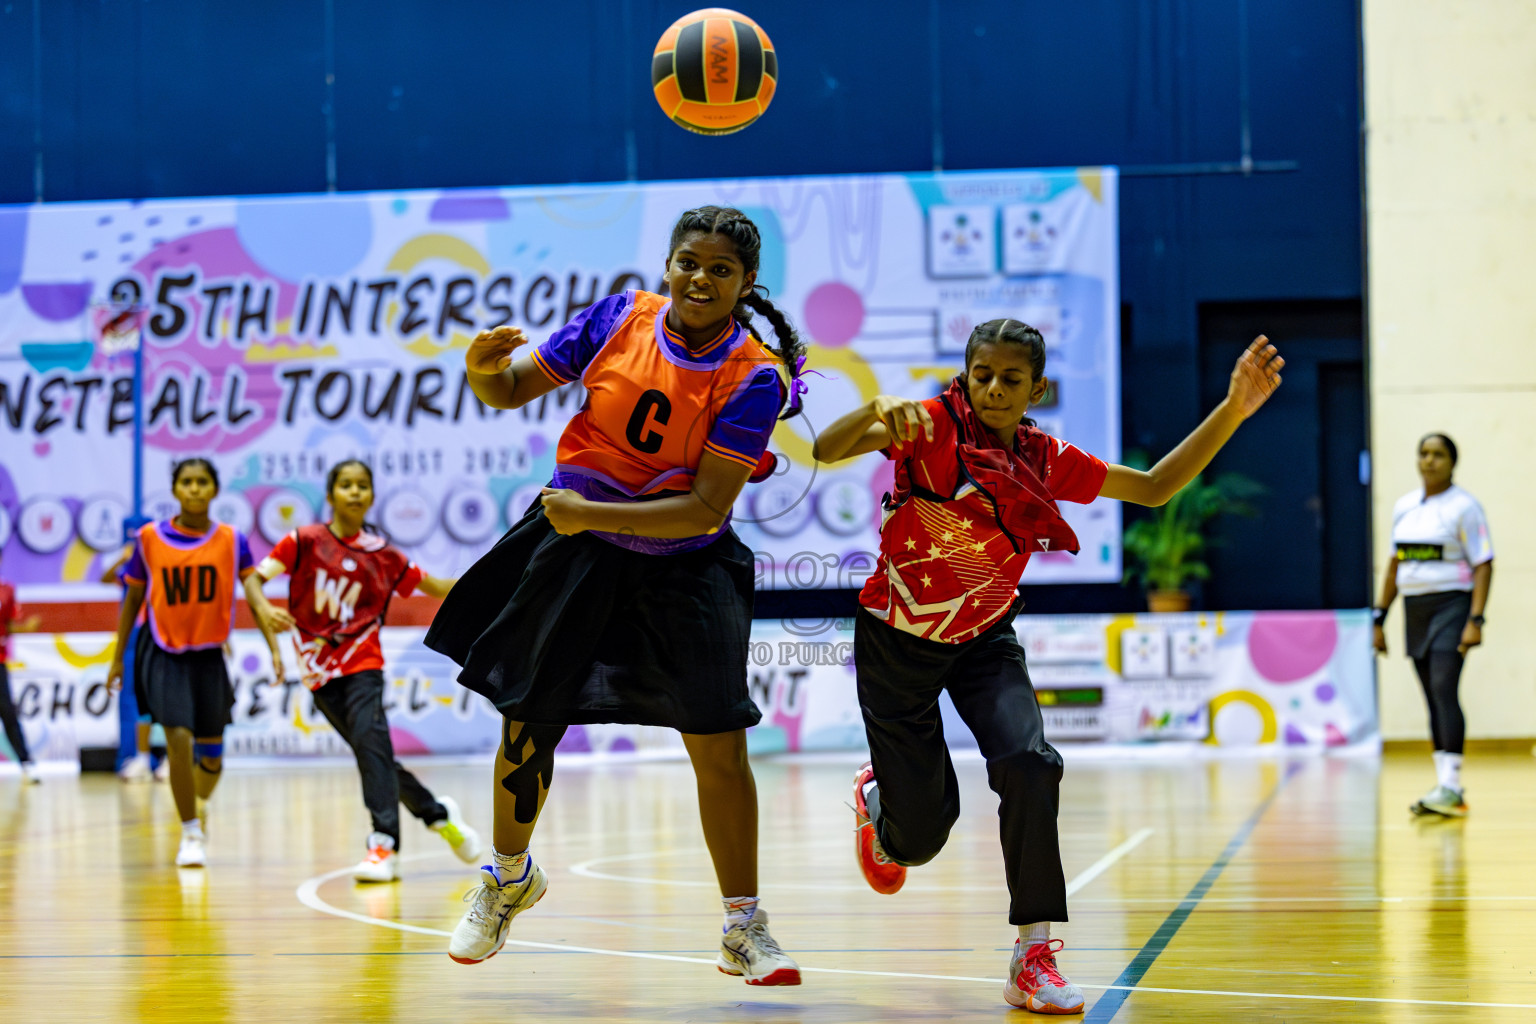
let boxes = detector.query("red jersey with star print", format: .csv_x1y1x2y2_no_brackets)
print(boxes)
858,395,1107,644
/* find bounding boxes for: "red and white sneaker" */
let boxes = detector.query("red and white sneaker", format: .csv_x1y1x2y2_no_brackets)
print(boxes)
852,762,906,895
353,834,399,883
1004,939,1085,1014
716,908,801,986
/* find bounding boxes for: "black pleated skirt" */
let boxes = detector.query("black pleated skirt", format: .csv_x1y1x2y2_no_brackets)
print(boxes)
133,627,235,737
425,504,762,734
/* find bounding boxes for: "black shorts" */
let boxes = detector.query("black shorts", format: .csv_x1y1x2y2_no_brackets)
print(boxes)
133,628,234,738
425,504,761,734
1404,590,1472,659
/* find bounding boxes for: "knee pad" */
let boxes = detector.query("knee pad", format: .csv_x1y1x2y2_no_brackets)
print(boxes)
499,720,566,825
193,741,224,773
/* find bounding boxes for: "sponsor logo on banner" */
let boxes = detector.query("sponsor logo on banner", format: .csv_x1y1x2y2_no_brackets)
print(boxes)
76,496,128,552
18,498,73,553
257,488,316,542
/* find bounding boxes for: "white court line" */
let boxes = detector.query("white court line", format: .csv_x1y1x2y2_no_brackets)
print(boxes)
293,846,1536,1013
1065,828,1154,897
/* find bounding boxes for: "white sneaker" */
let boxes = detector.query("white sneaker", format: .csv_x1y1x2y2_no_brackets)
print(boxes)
717,909,801,986
1004,939,1085,1014
353,836,400,883
118,754,152,782
153,758,170,782
429,795,483,864
176,831,207,868
448,860,548,964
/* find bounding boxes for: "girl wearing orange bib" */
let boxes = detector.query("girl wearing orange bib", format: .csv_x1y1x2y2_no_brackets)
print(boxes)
427,207,807,984
107,458,288,868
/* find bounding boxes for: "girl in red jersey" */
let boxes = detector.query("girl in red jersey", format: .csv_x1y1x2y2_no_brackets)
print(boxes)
253,459,482,882
814,320,1283,1014
107,458,288,868
426,206,806,985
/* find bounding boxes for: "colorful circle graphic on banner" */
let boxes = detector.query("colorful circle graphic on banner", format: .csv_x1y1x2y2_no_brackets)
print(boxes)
1248,611,1337,682
0,504,12,548
380,490,436,546
210,492,255,536
143,493,182,525
749,479,815,537
815,479,875,536
1208,690,1278,746
258,489,316,543
441,487,499,545
504,484,546,529
17,498,74,553
76,497,128,552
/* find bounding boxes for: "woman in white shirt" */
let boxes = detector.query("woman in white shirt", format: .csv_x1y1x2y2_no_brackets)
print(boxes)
1372,433,1494,817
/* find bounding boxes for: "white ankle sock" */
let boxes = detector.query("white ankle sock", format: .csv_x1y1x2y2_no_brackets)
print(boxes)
1019,922,1050,945
1433,751,1463,792
722,895,759,930
492,847,530,882
181,819,204,838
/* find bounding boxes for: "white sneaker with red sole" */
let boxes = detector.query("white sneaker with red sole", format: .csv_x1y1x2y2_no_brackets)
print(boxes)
716,908,801,986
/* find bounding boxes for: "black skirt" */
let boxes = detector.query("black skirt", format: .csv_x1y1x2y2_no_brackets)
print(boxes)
1403,590,1472,659
133,627,235,737
425,504,762,734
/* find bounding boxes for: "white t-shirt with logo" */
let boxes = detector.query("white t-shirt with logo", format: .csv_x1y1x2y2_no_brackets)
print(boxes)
1390,485,1494,596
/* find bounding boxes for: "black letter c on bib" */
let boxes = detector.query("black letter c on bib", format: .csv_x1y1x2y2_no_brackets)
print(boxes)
625,389,672,454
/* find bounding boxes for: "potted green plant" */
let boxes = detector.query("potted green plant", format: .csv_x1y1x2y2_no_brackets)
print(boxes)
1121,472,1265,612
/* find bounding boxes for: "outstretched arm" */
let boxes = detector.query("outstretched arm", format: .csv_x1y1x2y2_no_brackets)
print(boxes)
465,326,564,410
416,574,456,599
813,396,935,463
1099,336,1283,507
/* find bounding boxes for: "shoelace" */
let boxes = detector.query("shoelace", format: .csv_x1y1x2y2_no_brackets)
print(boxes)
741,917,784,957
462,879,505,924
1020,939,1070,988
846,801,897,866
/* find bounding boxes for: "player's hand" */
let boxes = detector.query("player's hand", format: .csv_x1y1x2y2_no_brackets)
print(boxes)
466,325,531,375
540,487,591,535
269,640,286,682
1457,620,1481,656
1227,336,1284,419
261,605,296,633
107,657,124,694
1372,624,1387,655
871,395,934,443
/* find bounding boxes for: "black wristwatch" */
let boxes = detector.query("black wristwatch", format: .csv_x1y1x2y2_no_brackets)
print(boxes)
1372,608,1388,627
1470,614,1486,627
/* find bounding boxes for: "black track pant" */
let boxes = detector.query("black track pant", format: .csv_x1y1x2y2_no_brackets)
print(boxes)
0,665,33,764
1413,651,1466,755
312,670,447,849
855,607,1066,925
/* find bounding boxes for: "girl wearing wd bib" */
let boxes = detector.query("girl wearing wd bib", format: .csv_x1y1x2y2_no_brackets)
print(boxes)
815,322,1283,1014
107,458,288,868
427,207,806,984
1372,433,1494,818
254,460,482,882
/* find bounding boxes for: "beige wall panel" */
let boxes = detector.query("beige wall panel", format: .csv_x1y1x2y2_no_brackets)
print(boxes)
1366,0,1536,739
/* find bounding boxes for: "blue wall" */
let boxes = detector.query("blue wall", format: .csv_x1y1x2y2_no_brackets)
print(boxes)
0,0,1363,609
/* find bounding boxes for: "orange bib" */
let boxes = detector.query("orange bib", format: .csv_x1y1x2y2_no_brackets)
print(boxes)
140,521,240,652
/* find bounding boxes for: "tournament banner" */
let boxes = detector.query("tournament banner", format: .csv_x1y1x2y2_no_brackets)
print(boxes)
0,168,1119,596
0,611,1375,767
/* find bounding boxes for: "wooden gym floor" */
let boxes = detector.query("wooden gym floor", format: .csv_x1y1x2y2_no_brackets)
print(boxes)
2,749,1535,1023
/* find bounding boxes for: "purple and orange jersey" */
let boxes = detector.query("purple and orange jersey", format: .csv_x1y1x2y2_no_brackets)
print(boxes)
121,520,255,652
531,290,785,551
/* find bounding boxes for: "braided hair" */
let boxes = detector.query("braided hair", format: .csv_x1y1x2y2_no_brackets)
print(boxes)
667,205,808,418
963,318,1047,428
